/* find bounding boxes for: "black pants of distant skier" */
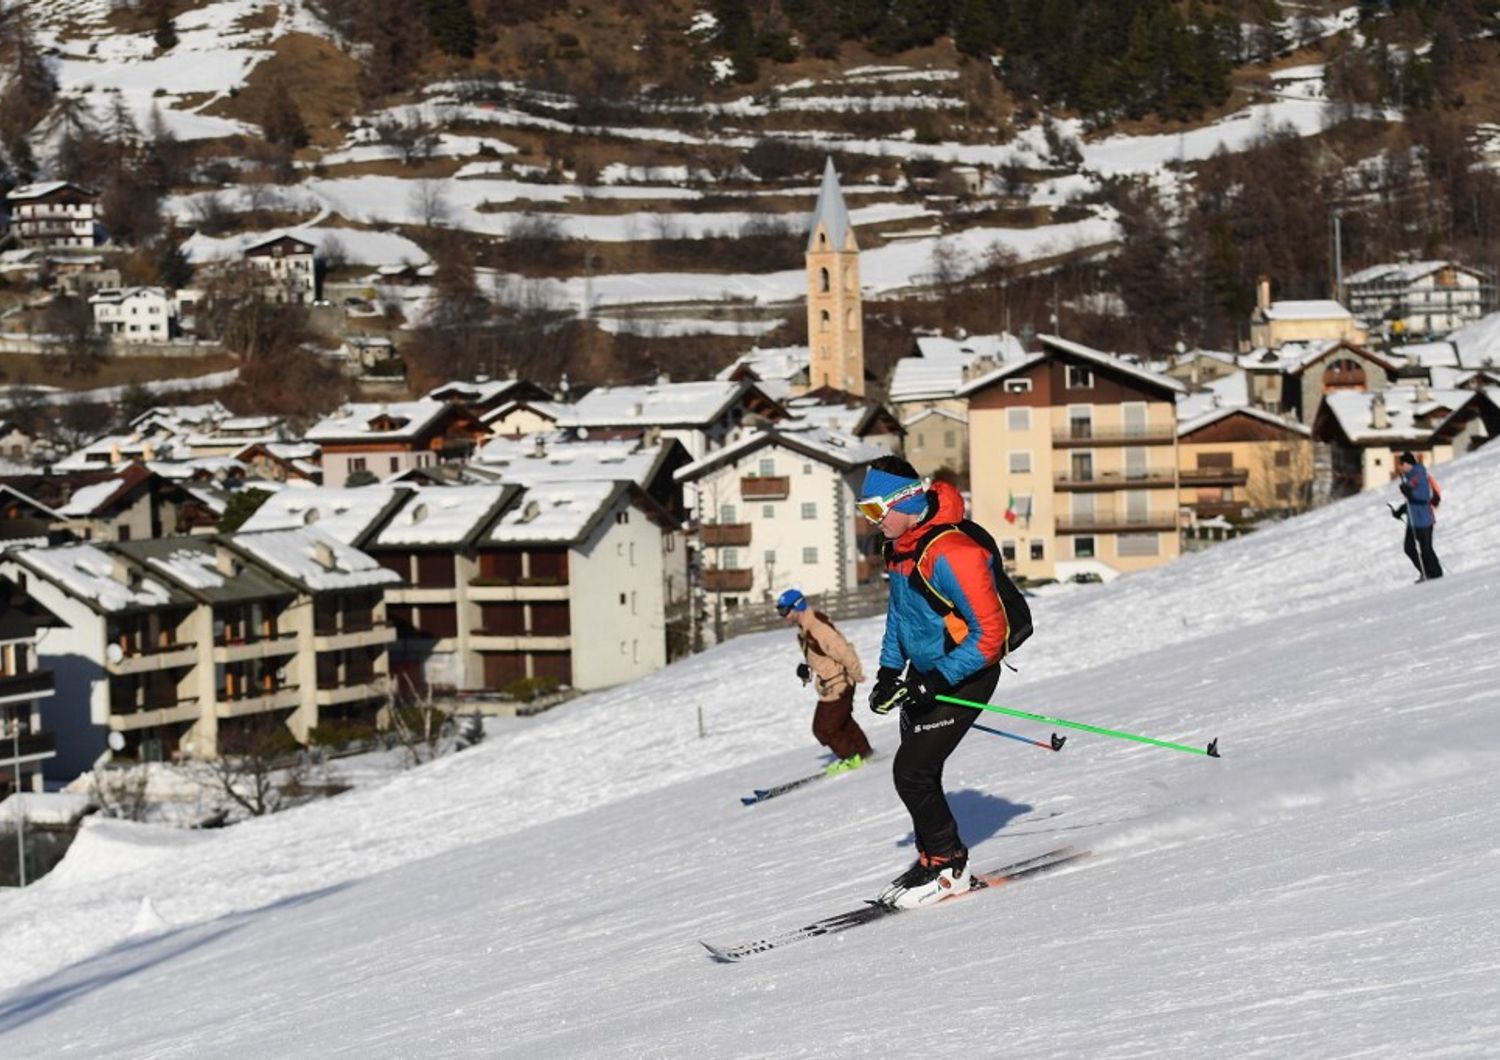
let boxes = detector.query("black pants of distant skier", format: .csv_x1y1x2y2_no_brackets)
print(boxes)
813,688,873,760
892,665,1001,859
1404,525,1443,580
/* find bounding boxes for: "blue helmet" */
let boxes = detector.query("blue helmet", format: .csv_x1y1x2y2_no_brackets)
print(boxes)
775,588,807,616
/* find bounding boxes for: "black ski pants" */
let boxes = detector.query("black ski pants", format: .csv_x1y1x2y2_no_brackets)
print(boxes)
1404,524,1443,580
892,664,1001,859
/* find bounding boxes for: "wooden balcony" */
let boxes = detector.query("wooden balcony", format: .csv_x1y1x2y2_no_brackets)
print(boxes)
1180,467,1250,488
740,475,790,500
700,522,752,547
1052,426,1175,448
1055,513,1179,534
701,568,753,592
1054,470,1177,491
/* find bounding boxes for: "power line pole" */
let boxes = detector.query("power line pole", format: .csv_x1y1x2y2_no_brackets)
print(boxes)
10,707,25,888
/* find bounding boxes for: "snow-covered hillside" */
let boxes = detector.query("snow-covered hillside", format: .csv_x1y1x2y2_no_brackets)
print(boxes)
1,446,1497,1056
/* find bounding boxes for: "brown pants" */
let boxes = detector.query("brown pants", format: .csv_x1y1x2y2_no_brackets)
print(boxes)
813,688,873,760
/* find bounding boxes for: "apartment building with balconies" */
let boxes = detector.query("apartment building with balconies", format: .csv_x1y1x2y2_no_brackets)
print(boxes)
675,425,890,623
243,232,316,305
1176,404,1313,528
225,529,400,733
4,182,100,250
960,334,1185,582
0,530,398,779
0,580,62,795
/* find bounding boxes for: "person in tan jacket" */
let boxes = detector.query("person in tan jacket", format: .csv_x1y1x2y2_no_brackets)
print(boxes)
776,588,873,773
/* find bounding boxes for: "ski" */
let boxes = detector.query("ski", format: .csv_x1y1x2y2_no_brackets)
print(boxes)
741,754,877,806
702,845,1086,962
740,771,828,806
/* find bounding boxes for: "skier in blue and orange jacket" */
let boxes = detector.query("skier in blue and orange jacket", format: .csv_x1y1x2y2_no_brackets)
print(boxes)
860,456,1008,908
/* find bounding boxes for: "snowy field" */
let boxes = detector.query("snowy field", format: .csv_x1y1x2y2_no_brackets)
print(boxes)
1,444,1497,1057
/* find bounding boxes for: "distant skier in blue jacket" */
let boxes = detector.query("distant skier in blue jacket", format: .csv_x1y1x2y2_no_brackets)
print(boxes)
1390,450,1443,581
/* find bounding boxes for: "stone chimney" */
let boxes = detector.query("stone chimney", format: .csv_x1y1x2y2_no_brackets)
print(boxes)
215,545,239,578
313,540,336,570
1370,393,1389,430
1257,275,1272,312
532,434,546,458
1414,380,1430,404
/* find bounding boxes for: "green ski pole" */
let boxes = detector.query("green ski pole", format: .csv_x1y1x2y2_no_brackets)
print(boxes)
937,693,1221,759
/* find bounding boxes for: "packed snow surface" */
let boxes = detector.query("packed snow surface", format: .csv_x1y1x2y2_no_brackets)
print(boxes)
1,447,1497,1056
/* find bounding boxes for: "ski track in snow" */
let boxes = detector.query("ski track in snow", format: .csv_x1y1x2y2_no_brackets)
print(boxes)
0,454,1498,1053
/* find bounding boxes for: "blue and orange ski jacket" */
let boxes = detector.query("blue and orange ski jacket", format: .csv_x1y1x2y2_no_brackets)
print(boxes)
878,480,1007,688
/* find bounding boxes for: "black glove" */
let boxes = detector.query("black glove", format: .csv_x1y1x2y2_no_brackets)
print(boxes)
1399,482,1412,500
796,662,811,685
868,666,901,714
1432,492,1441,508
1389,503,1407,521
898,670,947,714
870,669,946,716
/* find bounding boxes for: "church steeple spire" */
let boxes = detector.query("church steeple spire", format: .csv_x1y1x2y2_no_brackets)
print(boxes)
805,157,864,395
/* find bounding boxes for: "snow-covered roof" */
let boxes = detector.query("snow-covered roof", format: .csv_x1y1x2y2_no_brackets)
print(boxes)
1239,340,1396,376
87,286,170,307
6,181,93,202
782,396,888,436
229,528,400,593
130,403,232,431
14,543,186,613
1260,299,1354,321
557,381,754,429
1321,386,1472,444
1175,372,1251,424
244,230,316,254
474,433,668,488
1389,341,1461,369
486,480,625,545
236,487,407,546
306,401,451,443
118,537,290,601
890,333,1028,403
715,345,810,386
57,478,131,517
424,379,530,405
957,335,1185,398
675,424,889,482
372,487,515,548
481,399,570,426
807,157,853,252
144,457,247,481
1344,261,1467,286
1179,403,1309,439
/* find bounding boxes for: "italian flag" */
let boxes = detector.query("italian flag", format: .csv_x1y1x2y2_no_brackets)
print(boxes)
1004,490,1018,524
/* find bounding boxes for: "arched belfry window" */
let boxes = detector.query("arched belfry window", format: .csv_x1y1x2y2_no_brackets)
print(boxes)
820,267,830,293
820,310,831,331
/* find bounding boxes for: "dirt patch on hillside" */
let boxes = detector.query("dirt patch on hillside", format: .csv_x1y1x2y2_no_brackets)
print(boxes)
210,33,363,148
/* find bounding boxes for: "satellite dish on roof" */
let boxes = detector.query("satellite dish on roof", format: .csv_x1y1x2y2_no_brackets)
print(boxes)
106,643,125,664
108,731,126,752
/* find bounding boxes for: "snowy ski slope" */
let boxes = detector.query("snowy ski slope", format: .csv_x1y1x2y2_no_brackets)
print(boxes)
0,444,1497,1056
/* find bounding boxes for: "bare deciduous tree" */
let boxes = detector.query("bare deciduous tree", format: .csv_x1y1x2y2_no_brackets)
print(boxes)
199,715,304,818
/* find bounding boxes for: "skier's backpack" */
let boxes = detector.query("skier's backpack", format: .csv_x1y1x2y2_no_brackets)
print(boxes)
906,519,1033,657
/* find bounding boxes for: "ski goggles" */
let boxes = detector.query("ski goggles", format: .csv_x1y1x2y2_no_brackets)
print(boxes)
775,603,797,617
856,481,925,524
